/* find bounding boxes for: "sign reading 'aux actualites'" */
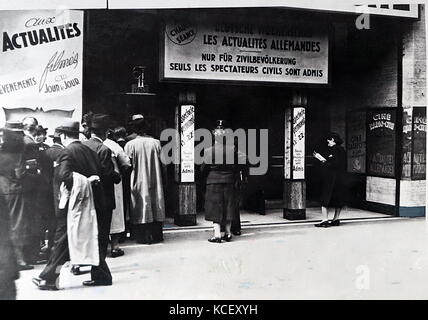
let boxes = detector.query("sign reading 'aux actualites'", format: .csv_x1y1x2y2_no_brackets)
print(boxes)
162,17,328,84
0,10,83,136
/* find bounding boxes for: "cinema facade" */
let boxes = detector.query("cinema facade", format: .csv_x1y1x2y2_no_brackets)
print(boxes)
2,4,425,224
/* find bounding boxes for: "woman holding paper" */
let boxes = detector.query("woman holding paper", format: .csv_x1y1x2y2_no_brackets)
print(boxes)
313,132,347,227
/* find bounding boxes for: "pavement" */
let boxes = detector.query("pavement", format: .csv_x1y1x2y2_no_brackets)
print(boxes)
15,212,428,300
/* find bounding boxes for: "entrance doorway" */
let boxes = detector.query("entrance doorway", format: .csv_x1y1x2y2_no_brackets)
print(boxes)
195,84,289,213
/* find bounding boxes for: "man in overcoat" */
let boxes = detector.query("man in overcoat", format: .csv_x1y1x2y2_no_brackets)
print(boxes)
0,122,33,271
83,114,121,285
32,119,112,290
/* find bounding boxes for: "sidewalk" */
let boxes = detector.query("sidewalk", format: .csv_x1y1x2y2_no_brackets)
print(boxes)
16,217,427,299
163,207,394,231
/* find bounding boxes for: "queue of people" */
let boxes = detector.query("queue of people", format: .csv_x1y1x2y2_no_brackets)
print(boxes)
0,112,168,296
0,111,348,299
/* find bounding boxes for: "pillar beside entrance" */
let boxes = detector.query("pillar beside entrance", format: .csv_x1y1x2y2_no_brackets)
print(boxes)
173,91,197,226
283,91,307,220
398,6,427,217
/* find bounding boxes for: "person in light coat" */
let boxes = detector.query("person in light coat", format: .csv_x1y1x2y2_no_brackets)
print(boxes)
124,116,165,244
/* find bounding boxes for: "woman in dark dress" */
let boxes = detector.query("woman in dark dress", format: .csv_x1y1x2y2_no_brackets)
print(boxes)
202,122,239,243
313,132,347,227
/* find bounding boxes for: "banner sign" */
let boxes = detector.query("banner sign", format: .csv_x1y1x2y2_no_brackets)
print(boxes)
0,10,83,136
347,111,366,173
366,109,397,177
292,107,305,179
180,104,195,182
162,16,329,85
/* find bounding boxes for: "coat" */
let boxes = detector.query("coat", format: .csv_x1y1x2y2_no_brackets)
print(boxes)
84,137,121,211
103,138,131,234
0,134,29,247
57,140,105,213
60,172,99,266
319,145,347,208
124,135,165,224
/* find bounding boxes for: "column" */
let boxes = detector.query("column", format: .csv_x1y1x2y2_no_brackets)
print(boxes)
283,90,307,220
173,91,197,226
399,5,426,217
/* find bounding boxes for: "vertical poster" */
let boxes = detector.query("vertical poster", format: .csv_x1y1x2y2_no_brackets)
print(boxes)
284,108,291,179
401,107,413,179
0,10,84,136
366,109,396,177
292,107,305,179
180,105,195,182
347,111,366,173
412,107,426,180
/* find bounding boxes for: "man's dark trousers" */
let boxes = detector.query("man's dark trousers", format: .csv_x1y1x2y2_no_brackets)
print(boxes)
38,209,68,283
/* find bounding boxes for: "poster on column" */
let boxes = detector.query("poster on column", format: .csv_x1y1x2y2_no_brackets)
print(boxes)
412,107,426,180
284,108,291,179
180,105,195,182
366,109,396,177
293,107,305,179
401,107,413,179
346,111,366,173
162,15,328,84
0,10,84,136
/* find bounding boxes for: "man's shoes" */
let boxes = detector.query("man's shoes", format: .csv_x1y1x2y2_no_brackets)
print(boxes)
315,221,330,228
18,263,34,271
83,280,112,287
71,266,82,275
330,219,340,226
232,230,241,236
208,237,222,243
221,234,233,242
32,278,58,291
111,248,125,258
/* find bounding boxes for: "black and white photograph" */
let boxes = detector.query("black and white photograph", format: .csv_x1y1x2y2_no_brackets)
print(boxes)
0,0,427,304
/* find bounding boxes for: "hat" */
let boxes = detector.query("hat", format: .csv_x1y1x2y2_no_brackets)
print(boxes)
129,114,144,125
48,129,61,138
89,114,111,129
35,125,48,135
5,121,23,132
56,119,80,134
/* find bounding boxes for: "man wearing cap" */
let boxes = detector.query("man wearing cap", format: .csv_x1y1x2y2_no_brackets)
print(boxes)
32,119,111,290
124,115,165,244
84,114,120,286
125,114,144,142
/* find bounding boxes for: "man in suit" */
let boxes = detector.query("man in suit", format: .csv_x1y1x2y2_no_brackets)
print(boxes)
83,114,121,286
32,119,112,290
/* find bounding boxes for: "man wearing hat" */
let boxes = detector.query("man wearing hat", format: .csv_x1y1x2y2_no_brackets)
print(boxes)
125,114,144,142
84,114,120,286
33,119,111,290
